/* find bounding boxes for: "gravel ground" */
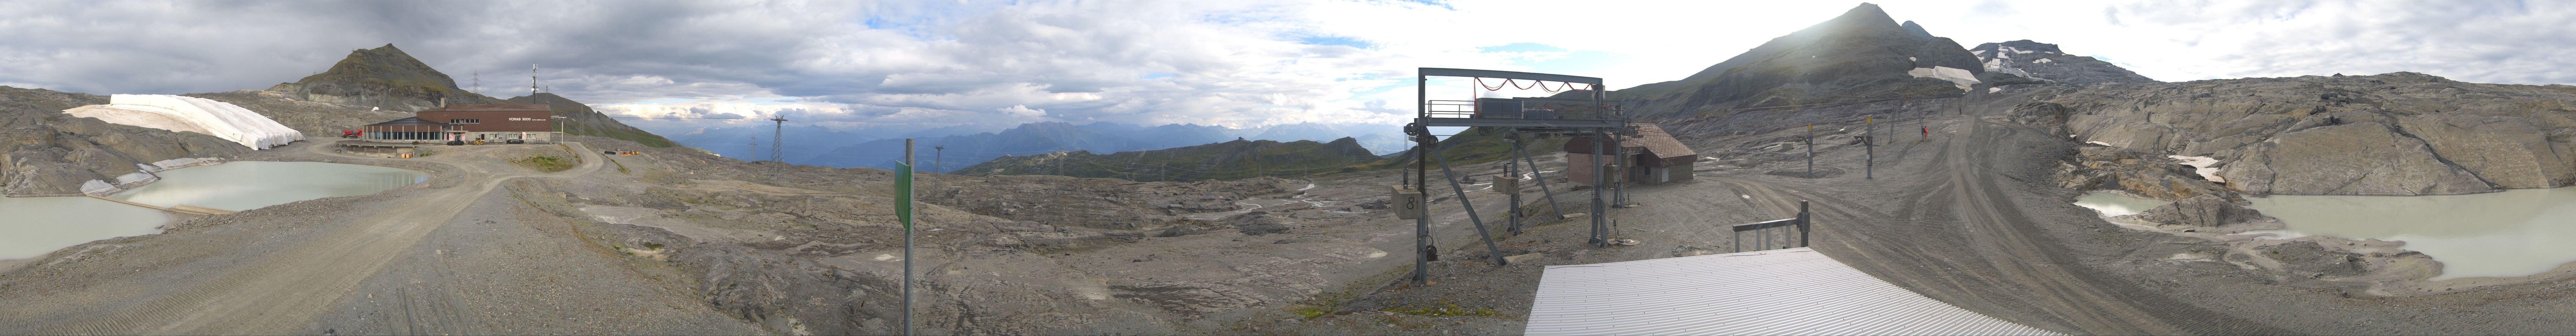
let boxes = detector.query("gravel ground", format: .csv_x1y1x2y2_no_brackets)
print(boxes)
0,140,763,334
12,94,2576,335
1266,94,2576,335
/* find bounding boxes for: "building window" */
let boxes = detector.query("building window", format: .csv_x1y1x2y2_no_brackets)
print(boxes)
451,119,480,124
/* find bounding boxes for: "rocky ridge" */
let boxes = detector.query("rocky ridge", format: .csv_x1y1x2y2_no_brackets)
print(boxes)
1603,3,1993,120
1972,40,2158,85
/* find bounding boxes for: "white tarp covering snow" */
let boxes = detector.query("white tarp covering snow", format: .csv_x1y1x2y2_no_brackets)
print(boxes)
1907,66,1981,92
2168,155,2226,183
80,180,118,195
112,172,159,187
61,94,303,150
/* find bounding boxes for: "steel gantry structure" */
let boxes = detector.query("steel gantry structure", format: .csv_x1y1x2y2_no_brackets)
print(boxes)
1402,68,1635,285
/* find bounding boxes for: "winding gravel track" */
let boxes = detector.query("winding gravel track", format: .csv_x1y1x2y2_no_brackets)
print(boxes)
25,142,603,334
1710,118,2285,334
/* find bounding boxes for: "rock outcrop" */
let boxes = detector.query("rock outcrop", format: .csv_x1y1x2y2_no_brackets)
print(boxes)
2026,72,2576,195
2049,145,2237,201
2130,194,2269,227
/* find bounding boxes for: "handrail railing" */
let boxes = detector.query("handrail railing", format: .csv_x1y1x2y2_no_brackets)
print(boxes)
1732,200,1810,252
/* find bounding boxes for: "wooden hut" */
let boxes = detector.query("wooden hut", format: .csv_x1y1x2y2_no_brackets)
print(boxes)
1563,124,1698,185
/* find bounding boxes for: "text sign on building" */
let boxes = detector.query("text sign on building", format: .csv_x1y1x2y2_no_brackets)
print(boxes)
509,117,542,121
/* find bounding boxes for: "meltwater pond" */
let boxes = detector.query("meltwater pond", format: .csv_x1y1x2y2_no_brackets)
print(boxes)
2245,188,2576,281
107,161,427,211
2075,189,2576,281
0,161,425,260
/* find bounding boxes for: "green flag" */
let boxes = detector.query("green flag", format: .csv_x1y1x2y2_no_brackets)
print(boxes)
895,162,912,229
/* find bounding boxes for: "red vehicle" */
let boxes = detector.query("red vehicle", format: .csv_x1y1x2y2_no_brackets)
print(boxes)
340,130,364,138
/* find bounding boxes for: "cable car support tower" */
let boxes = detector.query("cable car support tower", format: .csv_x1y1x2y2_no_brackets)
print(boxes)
1400,68,1635,285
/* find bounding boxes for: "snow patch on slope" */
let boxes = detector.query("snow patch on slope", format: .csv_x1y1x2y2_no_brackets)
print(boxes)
2167,155,2226,183
62,94,303,149
1906,66,1980,92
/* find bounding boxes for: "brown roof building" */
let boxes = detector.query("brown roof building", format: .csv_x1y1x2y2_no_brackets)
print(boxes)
1563,124,1697,185
416,104,551,132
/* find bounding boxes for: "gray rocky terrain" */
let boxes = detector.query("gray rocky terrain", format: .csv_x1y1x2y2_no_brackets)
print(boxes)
2012,72,2576,195
13,3,2576,335
0,87,249,196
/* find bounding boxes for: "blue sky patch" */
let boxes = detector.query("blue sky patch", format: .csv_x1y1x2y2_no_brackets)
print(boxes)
1299,35,1375,49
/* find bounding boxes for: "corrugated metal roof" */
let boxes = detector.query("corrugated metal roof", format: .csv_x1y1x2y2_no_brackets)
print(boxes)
1626,124,1697,166
1525,247,2059,336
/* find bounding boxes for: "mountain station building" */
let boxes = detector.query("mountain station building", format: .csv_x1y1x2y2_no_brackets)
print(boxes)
359,104,557,142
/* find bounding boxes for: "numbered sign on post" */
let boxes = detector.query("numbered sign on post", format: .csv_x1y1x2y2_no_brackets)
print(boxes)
1391,185,1426,219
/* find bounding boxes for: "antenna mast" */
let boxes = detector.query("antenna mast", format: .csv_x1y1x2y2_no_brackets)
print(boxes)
530,64,540,96
472,71,480,94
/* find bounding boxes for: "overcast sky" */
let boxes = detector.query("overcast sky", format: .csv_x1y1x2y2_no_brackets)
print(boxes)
3,0,2571,132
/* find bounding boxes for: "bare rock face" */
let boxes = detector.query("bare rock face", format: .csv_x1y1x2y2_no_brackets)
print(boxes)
2054,146,2236,201
2132,194,2268,227
2394,114,2575,189
2260,241,2369,278
2221,124,2493,195
2030,72,2576,196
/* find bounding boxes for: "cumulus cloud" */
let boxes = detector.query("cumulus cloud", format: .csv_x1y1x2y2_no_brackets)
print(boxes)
2,0,2571,134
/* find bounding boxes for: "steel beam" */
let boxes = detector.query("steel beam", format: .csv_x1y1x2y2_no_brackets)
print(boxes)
1420,117,1627,129
1418,68,1602,85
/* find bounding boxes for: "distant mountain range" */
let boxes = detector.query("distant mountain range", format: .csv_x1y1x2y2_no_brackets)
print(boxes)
657,120,1409,172
951,137,1381,181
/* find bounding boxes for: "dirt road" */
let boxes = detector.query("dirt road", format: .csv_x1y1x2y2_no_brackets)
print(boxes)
9,142,604,334
1731,118,2286,334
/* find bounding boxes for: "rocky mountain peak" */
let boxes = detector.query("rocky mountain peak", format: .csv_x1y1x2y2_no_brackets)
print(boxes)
1900,20,1934,39
268,44,499,112
1607,3,1987,118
